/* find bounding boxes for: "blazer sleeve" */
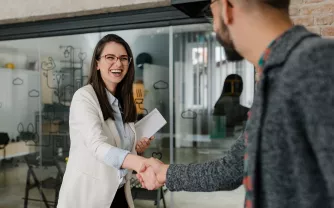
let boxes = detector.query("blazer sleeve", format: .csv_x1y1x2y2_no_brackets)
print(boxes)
70,89,129,166
165,133,245,192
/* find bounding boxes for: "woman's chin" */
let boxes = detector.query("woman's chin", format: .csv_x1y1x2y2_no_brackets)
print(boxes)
108,77,123,85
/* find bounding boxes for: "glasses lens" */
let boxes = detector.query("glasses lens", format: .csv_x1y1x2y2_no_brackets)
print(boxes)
105,55,116,64
120,56,131,65
104,55,132,66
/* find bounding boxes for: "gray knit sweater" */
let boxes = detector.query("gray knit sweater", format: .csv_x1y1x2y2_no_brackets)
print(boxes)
166,26,334,208
166,134,245,192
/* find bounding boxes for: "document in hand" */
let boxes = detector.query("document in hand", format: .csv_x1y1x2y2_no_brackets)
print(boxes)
135,108,167,139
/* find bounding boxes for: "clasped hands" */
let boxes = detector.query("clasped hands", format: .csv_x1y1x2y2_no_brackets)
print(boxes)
136,157,169,190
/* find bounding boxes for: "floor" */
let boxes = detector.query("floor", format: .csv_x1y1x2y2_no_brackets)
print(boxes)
0,137,245,208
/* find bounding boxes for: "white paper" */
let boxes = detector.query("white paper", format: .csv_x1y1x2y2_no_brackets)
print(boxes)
135,108,167,139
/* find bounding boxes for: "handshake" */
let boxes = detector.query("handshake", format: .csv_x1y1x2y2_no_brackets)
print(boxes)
136,158,170,190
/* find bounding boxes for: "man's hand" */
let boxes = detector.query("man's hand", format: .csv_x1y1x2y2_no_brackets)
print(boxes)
136,136,154,154
138,165,162,190
137,157,169,190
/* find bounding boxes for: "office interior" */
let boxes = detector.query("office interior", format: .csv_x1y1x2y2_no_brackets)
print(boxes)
0,22,255,208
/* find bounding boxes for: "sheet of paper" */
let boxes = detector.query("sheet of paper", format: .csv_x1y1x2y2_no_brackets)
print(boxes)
135,108,167,139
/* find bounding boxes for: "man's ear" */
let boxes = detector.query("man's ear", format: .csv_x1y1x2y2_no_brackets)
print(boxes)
221,0,233,25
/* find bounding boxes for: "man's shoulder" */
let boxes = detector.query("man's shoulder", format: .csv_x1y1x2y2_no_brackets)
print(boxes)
288,36,334,67
283,36,334,79
279,36,334,98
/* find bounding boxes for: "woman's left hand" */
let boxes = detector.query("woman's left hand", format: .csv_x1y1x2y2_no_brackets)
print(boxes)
136,136,154,154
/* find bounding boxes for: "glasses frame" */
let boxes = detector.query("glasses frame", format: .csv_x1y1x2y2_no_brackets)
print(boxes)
99,54,132,66
202,0,234,22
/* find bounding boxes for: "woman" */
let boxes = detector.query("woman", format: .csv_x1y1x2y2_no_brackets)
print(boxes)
57,34,157,208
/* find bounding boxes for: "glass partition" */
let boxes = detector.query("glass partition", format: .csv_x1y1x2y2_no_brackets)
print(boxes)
0,23,253,208
0,38,41,207
0,28,172,208
171,24,253,207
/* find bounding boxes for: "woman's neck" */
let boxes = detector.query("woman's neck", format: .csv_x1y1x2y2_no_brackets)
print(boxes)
106,83,117,95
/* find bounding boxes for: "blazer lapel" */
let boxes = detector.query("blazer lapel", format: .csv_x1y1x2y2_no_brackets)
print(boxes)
106,119,121,148
128,122,137,153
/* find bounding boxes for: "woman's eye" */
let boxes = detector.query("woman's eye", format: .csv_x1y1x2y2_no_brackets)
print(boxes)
120,57,128,61
106,56,116,60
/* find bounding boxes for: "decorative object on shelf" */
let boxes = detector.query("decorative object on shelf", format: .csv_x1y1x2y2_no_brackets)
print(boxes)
136,53,152,70
4,62,15,69
27,61,38,71
133,80,148,120
134,81,148,117
12,77,24,85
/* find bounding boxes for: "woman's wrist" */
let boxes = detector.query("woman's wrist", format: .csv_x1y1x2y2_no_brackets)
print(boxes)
121,153,146,172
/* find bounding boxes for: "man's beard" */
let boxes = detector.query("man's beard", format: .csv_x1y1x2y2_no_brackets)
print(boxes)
215,25,244,62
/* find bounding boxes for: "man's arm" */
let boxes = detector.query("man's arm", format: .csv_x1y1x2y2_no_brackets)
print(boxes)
166,133,245,192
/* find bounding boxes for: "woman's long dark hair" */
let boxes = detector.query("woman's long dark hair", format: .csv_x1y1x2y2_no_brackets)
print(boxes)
87,34,137,122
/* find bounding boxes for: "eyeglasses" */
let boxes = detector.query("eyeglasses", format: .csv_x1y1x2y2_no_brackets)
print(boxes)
99,54,132,66
202,0,233,23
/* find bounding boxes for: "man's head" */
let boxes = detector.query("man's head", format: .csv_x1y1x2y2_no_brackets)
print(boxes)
209,0,243,61
208,0,291,62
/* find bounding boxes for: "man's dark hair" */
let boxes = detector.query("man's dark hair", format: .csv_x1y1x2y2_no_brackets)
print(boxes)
204,0,290,16
260,0,290,11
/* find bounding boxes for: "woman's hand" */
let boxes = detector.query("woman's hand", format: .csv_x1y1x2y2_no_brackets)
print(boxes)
136,136,154,153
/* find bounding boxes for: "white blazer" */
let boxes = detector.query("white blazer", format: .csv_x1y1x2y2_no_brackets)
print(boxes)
57,85,137,208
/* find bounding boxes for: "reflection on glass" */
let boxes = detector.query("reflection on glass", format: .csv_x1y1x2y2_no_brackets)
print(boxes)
0,38,41,207
172,23,252,207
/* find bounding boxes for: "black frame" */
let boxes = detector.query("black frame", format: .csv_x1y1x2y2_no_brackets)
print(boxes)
172,0,210,17
0,6,208,41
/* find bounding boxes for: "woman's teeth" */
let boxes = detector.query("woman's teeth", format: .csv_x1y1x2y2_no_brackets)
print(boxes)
111,69,122,74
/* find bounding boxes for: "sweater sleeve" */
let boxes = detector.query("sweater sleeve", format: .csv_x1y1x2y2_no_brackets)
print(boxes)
166,133,245,192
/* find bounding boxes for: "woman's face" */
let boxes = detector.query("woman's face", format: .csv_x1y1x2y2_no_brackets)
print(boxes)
97,41,131,90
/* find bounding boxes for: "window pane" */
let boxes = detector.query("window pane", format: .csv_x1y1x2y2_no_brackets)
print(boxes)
172,23,253,207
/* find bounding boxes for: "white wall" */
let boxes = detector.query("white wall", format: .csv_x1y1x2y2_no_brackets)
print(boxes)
0,0,170,24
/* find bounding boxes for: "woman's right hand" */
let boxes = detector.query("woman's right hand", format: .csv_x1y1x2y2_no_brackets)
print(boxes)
136,136,154,153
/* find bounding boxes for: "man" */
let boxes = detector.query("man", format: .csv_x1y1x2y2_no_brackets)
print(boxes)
139,0,334,207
